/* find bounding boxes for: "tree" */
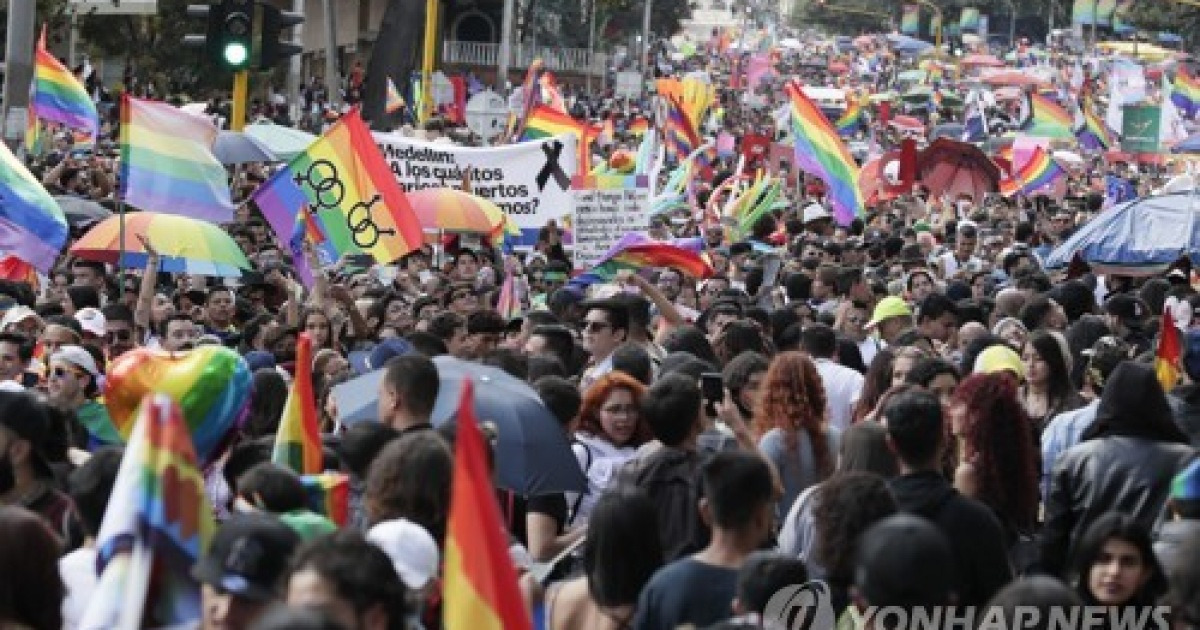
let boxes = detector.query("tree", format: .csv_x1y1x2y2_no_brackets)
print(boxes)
362,0,425,127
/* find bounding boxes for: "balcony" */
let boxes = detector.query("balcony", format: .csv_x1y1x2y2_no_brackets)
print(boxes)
442,40,608,76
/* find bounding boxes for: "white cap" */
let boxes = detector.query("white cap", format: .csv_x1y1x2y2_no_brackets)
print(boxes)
0,306,42,331
367,518,440,590
802,203,831,223
50,345,100,378
75,307,107,338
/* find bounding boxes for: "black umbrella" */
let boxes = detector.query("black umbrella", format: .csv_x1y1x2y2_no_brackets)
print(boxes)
54,195,113,228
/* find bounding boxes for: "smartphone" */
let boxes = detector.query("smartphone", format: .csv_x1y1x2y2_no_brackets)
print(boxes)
700,372,724,417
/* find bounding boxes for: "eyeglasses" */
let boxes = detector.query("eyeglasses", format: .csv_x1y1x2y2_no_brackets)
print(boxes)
601,404,638,416
582,320,611,332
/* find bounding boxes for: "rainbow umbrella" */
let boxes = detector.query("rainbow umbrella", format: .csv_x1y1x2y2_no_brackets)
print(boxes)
408,187,509,234
71,212,251,276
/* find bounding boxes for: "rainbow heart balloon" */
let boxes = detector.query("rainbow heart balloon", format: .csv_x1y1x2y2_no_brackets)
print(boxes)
104,345,252,466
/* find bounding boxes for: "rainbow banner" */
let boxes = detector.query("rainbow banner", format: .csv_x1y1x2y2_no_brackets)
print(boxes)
785,80,863,225
251,108,424,283
444,380,533,630
1076,102,1117,151
0,139,69,271
568,232,715,293
385,76,406,114
301,472,350,526
1000,147,1065,197
273,332,322,475
1021,91,1075,139
79,394,215,629
1171,70,1200,119
959,8,981,31
31,26,99,139
901,5,920,34
120,96,234,223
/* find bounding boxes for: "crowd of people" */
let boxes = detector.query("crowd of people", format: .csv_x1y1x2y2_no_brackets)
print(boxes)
5,19,1200,630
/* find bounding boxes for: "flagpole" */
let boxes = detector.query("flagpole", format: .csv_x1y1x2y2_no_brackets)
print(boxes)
118,202,126,301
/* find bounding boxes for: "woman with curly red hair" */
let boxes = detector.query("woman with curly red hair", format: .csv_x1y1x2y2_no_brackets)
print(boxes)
948,372,1040,542
569,372,653,526
754,351,839,518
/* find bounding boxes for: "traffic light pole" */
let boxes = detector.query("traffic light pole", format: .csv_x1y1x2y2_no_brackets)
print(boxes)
232,70,249,130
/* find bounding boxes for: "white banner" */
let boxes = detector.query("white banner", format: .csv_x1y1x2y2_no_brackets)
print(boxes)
373,133,578,246
572,175,651,270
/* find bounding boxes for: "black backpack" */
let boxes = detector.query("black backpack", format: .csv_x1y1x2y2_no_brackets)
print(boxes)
617,447,710,562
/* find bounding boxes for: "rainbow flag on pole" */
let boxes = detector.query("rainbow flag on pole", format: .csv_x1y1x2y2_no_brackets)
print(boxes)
520,105,591,173
1171,70,1200,118
664,95,702,164
31,26,99,139
301,472,350,526
1000,146,1065,197
444,380,532,630
1021,91,1075,139
272,332,323,475
79,394,216,629
785,80,863,225
0,139,69,271
119,96,234,223
1075,102,1117,151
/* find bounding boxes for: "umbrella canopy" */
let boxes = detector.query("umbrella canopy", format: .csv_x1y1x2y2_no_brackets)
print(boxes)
244,122,318,161
408,187,508,234
981,70,1048,88
887,34,933,55
858,152,904,203
918,138,1001,201
1172,133,1200,154
213,131,277,165
890,115,926,134
54,195,113,228
71,212,252,276
1045,193,1200,275
960,53,1004,68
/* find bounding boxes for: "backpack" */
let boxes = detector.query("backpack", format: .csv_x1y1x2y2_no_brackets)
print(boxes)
615,447,710,562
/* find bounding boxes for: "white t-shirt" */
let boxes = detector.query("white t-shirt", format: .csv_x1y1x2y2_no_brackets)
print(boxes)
814,358,865,433
60,546,98,630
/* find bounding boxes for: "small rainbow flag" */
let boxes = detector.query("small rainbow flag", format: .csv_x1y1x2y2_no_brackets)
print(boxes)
251,108,424,281
79,394,215,629
901,5,920,34
1000,146,1065,197
1171,70,1200,119
510,59,546,140
521,104,590,173
444,380,533,630
301,472,350,526
273,332,323,475
834,96,864,137
385,76,406,114
1075,102,1117,151
785,80,863,225
629,116,650,137
31,26,99,139
664,95,702,164
1021,91,1075,139
1156,309,1182,391
119,96,234,223
0,138,69,271
568,232,715,292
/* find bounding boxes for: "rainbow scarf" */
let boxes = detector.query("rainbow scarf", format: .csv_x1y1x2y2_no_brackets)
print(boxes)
119,96,234,223
386,76,406,114
1021,92,1075,139
834,97,863,137
568,233,714,292
1075,102,1117,151
1000,147,1065,197
0,138,69,271
1171,70,1200,119
785,80,863,225
79,394,215,629
301,472,350,526
31,26,99,139
273,333,323,474
251,108,425,285
444,381,533,630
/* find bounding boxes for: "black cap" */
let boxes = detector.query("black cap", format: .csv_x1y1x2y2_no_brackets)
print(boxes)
1104,294,1146,323
855,514,954,607
192,514,301,601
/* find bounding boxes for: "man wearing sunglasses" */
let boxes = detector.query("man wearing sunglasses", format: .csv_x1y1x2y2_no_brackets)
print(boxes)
579,299,629,391
101,304,139,360
46,345,122,448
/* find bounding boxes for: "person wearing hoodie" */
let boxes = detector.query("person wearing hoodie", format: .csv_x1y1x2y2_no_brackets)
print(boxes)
1041,361,1197,578
1154,459,1200,577
881,389,1012,606
1167,329,1200,446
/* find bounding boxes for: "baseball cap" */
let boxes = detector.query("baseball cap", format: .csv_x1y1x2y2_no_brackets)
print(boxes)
865,297,912,329
51,345,101,378
802,203,831,223
1172,459,1200,502
855,514,954,607
974,344,1025,380
192,514,301,601
349,338,415,375
0,306,42,332
75,307,106,338
367,518,441,590
1084,335,1132,389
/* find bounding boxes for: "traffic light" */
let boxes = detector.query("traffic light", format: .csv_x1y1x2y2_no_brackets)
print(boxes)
218,0,254,71
259,3,304,70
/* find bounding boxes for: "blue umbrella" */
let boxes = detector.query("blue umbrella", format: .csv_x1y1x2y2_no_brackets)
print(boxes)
1044,193,1200,275
1172,133,1200,154
214,130,278,164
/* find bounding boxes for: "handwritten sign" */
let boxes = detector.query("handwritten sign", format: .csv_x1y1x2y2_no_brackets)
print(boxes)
572,175,650,270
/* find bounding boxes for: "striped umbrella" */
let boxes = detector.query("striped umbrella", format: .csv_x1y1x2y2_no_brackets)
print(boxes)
71,212,252,276
408,187,510,234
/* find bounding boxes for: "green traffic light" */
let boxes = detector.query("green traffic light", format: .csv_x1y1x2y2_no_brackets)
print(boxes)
223,42,249,66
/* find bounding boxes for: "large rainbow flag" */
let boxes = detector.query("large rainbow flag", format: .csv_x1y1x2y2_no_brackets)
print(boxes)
272,332,323,475
1171,70,1200,119
444,380,532,630
0,139,69,271
31,26,99,139
664,95,702,165
1021,91,1075,139
785,80,863,225
568,232,714,293
1075,102,1117,151
251,108,424,283
79,394,216,629
119,96,234,223
1000,147,1065,197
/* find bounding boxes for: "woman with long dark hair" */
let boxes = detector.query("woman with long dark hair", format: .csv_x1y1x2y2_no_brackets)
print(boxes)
1070,513,1167,608
851,349,894,423
0,506,65,630
811,472,896,615
1021,330,1084,430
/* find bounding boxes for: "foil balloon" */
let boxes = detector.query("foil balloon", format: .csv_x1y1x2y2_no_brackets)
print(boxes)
104,345,252,466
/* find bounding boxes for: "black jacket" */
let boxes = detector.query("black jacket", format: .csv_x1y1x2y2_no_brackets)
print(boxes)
889,471,1013,606
1167,384,1200,447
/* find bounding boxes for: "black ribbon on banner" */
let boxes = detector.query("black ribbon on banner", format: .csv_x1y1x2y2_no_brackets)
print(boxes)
536,140,571,192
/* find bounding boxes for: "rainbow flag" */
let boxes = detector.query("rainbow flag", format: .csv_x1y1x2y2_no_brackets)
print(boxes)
1021,91,1075,139
1157,309,1182,391
31,26,99,139
1076,102,1117,151
251,108,424,283
785,80,863,225
79,394,215,629
444,380,532,630
273,333,322,474
520,105,590,173
664,95,702,164
629,116,650,137
495,272,522,321
0,139,69,271
568,232,715,292
538,71,567,113
510,59,546,140
1000,147,1065,197
901,5,920,34
302,472,350,526
834,97,864,137
119,96,234,223
386,76,406,114
1172,70,1200,118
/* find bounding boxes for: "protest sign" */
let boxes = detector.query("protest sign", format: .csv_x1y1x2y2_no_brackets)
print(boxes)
571,175,651,270
374,133,578,246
